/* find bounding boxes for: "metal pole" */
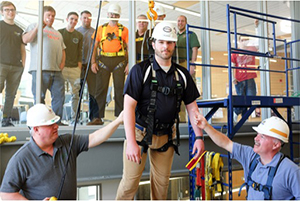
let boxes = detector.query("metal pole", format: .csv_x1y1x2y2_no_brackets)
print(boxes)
36,1,44,104
258,0,271,120
128,1,136,70
290,1,300,121
200,0,211,118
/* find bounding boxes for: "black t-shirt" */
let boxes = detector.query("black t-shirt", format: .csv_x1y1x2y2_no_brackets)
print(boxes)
0,20,24,66
124,57,200,127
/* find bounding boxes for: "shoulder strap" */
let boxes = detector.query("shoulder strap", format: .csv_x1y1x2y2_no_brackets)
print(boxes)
238,154,260,198
263,154,285,200
144,61,157,145
176,68,187,89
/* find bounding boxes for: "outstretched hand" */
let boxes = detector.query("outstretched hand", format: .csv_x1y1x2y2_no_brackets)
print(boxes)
194,110,208,130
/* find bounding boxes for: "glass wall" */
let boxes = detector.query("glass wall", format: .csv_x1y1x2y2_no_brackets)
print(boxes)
0,1,293,127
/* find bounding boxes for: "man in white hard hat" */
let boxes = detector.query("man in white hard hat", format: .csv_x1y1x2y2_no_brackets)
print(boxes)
91,3,128,125
136,14,150,63
116,22,204,199
0,103,123,200
154,5,166,21
194,114,300,200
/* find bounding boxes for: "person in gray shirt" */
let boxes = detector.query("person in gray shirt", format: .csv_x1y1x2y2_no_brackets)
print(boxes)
0,103,123,200
76,10,101,125
22,6,66,124
194,114,300,200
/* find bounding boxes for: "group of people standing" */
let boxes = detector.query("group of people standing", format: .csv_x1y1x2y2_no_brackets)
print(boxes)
0,1,201,127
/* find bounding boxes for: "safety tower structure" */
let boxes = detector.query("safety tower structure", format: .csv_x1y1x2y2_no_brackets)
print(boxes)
187,4,300,200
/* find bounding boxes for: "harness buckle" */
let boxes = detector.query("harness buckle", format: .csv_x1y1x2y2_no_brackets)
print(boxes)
161,87,170,95
252,182,261,191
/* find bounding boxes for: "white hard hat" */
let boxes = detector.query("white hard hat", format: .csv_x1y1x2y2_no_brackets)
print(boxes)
152,21,177,42
27,104,60,127
107,3,121,15
154,5,165,16
252,116,289,143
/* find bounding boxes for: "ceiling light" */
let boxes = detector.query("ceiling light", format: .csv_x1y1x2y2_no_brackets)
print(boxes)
280,20,291,34
155,2,174,10
139,0,174,10
174,7,200,17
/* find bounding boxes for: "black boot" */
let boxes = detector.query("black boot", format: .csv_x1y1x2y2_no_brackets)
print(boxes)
2,117,14,127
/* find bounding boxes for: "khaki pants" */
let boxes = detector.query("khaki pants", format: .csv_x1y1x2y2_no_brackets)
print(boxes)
116,128,175,200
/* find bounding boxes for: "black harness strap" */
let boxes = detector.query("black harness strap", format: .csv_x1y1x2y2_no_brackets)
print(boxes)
144,62,157,145
137,58,184,154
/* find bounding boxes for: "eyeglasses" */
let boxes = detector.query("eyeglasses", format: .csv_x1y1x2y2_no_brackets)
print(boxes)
3,8,16,12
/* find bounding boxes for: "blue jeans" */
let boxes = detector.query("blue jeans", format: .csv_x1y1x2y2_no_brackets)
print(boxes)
31,71,65,120
0,63,24,118
234,78,257,116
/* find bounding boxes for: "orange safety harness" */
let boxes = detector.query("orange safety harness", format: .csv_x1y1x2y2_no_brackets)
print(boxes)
99,23,125,57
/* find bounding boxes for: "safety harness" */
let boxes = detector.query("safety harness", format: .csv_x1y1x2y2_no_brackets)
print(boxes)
99,23,125,57
238,154,286,200
205,152,224,200
136,57,186,155
136,31,149,62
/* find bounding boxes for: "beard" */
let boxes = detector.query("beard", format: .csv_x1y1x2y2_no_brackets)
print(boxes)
154,48,174,60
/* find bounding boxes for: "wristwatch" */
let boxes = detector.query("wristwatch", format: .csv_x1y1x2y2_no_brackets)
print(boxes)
195,136,204,141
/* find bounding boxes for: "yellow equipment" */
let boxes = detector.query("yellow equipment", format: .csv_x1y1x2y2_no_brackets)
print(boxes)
205,151,224,200
0,133,17,144
146,1,157,22
146,0,158,37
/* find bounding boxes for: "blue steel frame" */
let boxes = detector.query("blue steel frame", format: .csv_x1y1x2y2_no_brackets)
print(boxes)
187,4,300,200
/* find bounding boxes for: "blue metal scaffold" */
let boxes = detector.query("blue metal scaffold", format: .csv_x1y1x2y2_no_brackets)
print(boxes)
187,4,300,200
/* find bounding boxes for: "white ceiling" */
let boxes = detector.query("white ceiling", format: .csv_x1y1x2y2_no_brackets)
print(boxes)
9,0,292,51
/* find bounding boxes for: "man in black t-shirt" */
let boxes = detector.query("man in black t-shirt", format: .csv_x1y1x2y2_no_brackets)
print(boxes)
116,22,205,200
0,1,25,127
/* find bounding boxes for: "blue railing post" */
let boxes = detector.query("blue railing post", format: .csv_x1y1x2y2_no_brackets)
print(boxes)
226,4,233,200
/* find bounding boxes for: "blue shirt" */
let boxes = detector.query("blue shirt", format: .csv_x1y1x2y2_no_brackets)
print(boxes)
231,142,300,200
0,134,89,200
124,57,200,127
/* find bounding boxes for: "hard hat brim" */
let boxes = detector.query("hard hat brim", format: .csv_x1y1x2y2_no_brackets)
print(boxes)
151,37,177,42
27,115,60,127
252,126,288,143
